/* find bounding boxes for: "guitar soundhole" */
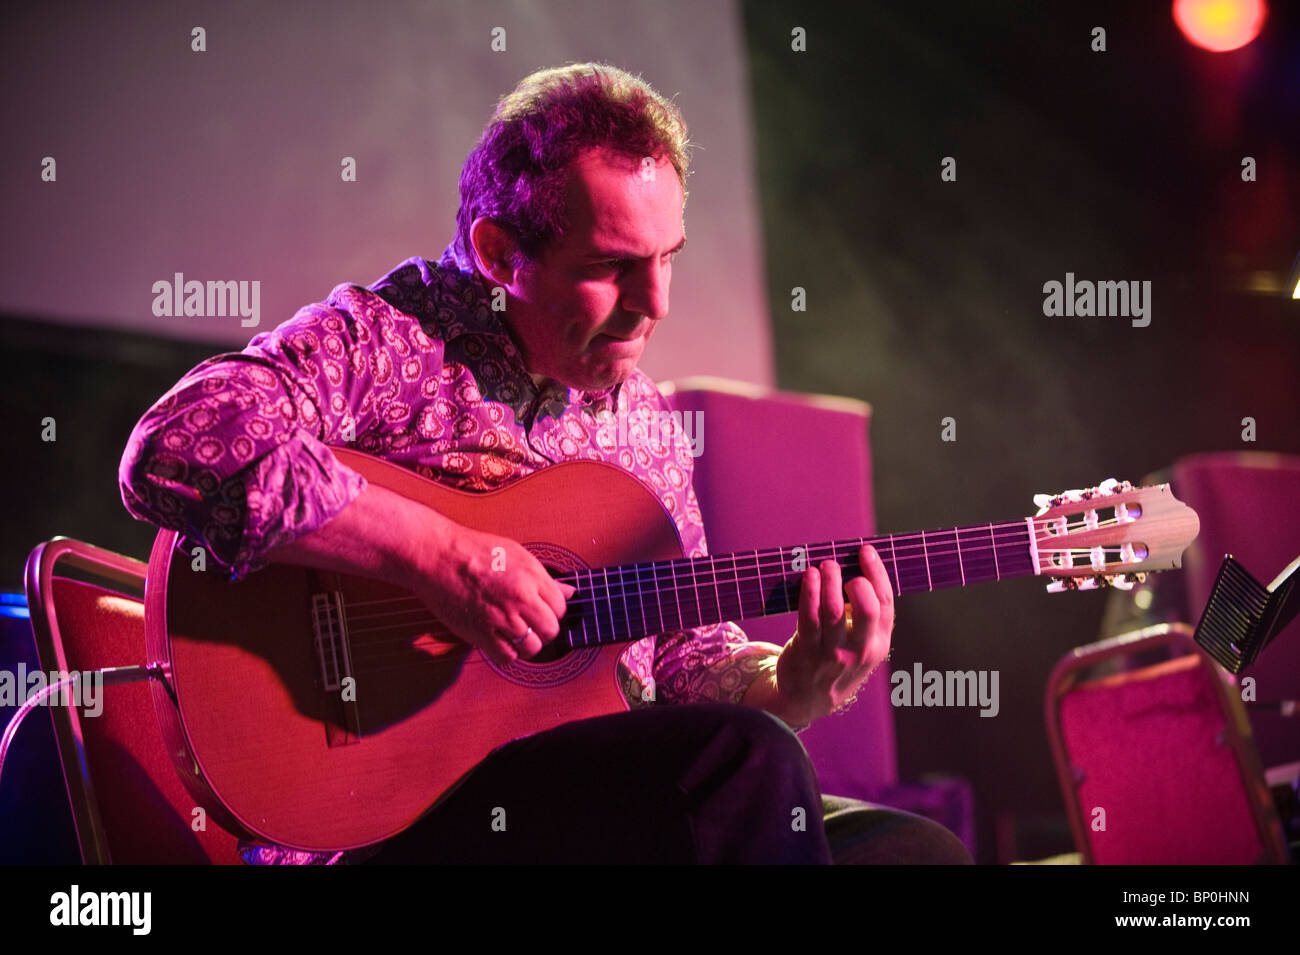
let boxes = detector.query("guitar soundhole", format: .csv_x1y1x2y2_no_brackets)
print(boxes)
478,543,603,687
530,640,572,663
528,555,578,662
484,640,601,687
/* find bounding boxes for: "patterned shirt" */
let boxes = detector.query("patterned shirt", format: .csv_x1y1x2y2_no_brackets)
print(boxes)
119,242,782,717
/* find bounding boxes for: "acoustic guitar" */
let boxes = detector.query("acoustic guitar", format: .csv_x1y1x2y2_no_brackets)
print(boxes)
144,446,1199,850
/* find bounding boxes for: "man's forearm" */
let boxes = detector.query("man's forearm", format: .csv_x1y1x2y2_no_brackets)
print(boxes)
262,482,448,591
740,660,814,731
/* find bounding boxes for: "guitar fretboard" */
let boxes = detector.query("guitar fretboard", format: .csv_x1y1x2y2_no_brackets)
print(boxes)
554,521,1035,647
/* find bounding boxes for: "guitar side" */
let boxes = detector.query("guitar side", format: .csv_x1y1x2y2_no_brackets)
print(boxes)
145,451,685,851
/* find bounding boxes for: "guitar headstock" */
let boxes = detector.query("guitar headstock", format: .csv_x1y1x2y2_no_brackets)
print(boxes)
1030,479,1200,593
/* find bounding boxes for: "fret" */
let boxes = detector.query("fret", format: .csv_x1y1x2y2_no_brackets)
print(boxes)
682,556,700,628
923,528,962,590
885,535,900,595
846,538,865,582
631,560,657,638
811,541,830,594
632,561,648,638
747,549,765,620
695,555,712,629
683,555,700,630
621,563,637,639
708,555,724,626
780,547,795,614
803,542,822,579
668,559,684,632
618,563,636,639
746,551,764,619
956,529,966,585
648,560,666,634
955,525,996,585
600,567,619,644
648,560,673,632
920,531,933,591
681,555,705,628
999,522,1036,578
894,531,929,597
585,568,603,645
712,554,744,625
989,523,1000,580
732,554,745,621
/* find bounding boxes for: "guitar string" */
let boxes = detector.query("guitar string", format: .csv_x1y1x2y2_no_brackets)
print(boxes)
339,520,1133,627
342,550,1008,635
338,511,1115,619
339,553,1111,668
314,514,1141,663
339,540,1135,645
339,542,1133,663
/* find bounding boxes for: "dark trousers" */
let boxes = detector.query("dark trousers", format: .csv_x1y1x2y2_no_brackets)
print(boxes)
364,703,972,864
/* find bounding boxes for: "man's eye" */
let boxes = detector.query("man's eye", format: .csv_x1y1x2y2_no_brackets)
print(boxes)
588,255,672,274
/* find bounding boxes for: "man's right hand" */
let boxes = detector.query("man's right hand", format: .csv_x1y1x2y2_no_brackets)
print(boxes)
412,525,576,666
263,481,575,668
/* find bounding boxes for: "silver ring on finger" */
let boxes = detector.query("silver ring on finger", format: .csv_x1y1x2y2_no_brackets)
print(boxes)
510,626,534,648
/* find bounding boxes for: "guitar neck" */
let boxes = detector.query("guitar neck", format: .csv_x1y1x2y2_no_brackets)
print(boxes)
553,519,1036,648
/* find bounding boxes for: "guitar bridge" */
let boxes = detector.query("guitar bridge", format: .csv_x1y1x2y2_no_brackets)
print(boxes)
311,590,362,746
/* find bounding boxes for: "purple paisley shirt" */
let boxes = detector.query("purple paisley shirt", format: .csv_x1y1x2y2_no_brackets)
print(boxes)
119,242,782,721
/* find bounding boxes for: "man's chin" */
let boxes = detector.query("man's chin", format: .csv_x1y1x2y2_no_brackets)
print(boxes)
573,361,636,393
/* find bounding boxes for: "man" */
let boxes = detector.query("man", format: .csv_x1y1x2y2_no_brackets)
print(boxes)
120,62,971,864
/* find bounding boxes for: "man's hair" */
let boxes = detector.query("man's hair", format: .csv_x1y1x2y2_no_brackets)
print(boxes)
454,62,691,269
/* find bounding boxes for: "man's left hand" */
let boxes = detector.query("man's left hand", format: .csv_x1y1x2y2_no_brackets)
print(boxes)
771,544,895,727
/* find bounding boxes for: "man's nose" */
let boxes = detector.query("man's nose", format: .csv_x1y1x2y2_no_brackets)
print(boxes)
622,258,671,322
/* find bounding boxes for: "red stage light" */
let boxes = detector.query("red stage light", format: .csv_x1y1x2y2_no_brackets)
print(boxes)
1173,0,1267,52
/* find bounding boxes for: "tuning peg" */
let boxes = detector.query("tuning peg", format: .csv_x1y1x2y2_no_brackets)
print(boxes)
1047,577,1085,593
1047,575,1106,593
1035,478,1136,515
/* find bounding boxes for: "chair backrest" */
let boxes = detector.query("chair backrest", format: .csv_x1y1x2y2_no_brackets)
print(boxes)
660,376,898,796
23,537,242,864
1171,451,1300,770
1045,623,1288,864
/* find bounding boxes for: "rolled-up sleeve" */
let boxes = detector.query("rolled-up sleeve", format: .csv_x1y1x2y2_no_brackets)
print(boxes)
118,284,442,580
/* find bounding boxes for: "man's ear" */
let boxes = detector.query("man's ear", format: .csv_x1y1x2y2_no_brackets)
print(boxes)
469,217,521,286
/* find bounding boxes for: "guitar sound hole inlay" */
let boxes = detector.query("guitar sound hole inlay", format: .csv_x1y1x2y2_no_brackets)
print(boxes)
479,543,600,686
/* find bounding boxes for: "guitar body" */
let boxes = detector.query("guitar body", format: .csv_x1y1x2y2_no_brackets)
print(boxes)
145,448,686,851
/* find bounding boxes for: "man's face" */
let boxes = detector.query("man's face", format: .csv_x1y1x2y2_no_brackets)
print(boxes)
493,148,686,393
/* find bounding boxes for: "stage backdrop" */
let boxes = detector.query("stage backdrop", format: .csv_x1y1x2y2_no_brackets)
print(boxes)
0,0,773,386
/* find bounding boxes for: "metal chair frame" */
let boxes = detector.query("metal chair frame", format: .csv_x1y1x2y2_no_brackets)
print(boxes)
22,536,154,865
1045,621,1288,864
